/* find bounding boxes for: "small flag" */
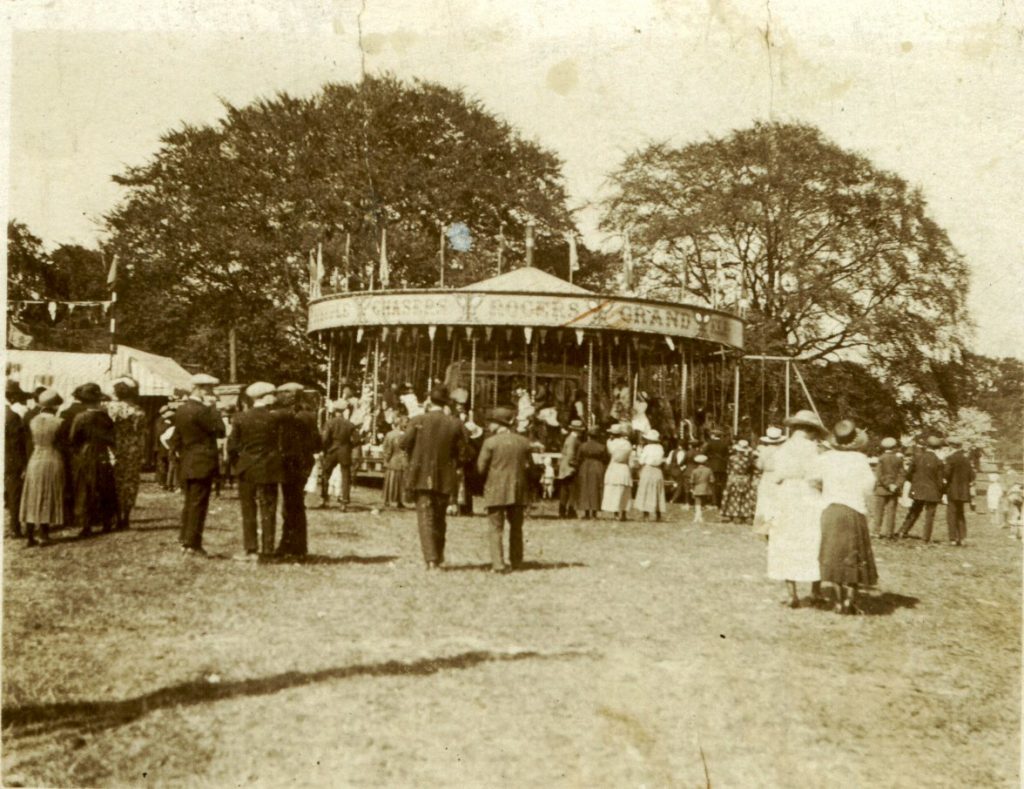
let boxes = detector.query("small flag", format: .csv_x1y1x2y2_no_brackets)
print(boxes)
567,232,579,272
106,254,118,290
379,227,390,289
622,232,634,290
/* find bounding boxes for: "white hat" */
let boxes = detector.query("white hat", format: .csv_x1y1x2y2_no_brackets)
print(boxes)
190,373,220,387
694,454,708,463
112,375,139,389
609,423,630,436
465,422,483,439
245,381,276,399
276,382,305,394
881,437,897,449
643,429,660,442
330,398,348,412
760,427,785,445
736,438,749,448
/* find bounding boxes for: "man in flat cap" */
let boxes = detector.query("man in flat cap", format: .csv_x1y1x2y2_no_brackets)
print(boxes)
5,380,28,538
943,437,974,546
872,437,904,539
477,407,534,572
897,434,945,543
319,397,360,510
401,384,465,569
275,383,320,557
228,382,283,560
170,373,225,555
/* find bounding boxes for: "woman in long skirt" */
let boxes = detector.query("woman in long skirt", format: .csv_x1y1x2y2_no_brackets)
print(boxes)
767,410,827,608
633,429,666,520
752,427,785,537
19,390,66,546
575,432,608,519
381,416,408,508
721,440,756,523
601,424,633,520
104,377,147,530
69,383,117,537
819,420,878,614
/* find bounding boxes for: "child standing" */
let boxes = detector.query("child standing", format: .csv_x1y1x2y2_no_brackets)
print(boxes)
986,472,1004,524
690,454,715,525
1004,483,1023,539
541,457,556,500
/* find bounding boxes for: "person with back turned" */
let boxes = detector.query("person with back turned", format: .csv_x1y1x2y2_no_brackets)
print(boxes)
401,384,464,570
228,382,283,561
319,399,360,510
897,435,945,544
943,437,974,547
275,382,320,557
477,407,534,573
169,373,224,556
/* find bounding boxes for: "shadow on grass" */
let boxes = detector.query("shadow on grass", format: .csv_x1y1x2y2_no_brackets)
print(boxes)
3,649,585,739
856,592,921,616
442,561,586,572
268,554,398,566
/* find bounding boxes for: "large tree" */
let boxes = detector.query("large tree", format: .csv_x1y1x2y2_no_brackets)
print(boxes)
601,121,971,420
105,75,590,383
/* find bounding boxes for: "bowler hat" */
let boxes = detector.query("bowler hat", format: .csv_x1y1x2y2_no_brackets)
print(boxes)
568,420,585,431
428,384,450,406
785,409,826,435
487,407,515,427
829,420,868,452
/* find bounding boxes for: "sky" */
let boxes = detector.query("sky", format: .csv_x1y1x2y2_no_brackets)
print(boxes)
4,0,1023,358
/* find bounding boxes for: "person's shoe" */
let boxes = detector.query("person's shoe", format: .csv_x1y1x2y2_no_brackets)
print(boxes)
183,546,208,557
782,598,800,609
232,552,259,562
425,561,439,571
490,564,510,574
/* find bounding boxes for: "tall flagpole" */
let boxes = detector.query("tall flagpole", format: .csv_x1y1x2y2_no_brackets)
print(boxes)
105,251,118,372
439,224,446,287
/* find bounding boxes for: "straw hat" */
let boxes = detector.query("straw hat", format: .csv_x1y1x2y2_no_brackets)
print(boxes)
736,438,750,449
643,429,660,443
829,420,868,452
785,409,826,434
760,427,785,445
38,388,63,408
465,422,484,440
568,420,585,431
880,437,897,449
694,454,708,464
926,435,945,449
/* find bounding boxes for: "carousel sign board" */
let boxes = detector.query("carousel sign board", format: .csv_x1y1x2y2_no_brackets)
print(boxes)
309,290,743,349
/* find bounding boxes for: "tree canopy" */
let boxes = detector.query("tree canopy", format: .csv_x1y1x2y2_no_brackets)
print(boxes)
601,121,972,422
105,75,593,383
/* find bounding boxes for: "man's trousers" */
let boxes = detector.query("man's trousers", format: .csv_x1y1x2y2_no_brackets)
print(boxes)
899,499,938,542
872,493,899,538
947,499,968,543
238,478,278,554
180,477,214,550
414,491,449,564
486,505,524,570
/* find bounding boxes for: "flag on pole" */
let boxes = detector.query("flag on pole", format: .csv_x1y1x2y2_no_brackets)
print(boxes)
379,227,390,289
622,231,634,291
567,232,579,281
106,254,118,290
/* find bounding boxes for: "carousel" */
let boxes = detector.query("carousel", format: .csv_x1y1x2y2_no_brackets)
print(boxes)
307,262,745,466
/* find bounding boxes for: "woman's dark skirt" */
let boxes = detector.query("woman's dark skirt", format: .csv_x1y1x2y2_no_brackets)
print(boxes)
819,503,878,586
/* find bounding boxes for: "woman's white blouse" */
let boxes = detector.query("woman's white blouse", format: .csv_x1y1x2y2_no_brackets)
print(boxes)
819,450,876,515
638,443,665,467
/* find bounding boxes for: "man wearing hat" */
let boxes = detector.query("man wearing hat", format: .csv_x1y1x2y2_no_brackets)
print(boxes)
943,437,974,546
319,398,361,510
401,384,465,569
556,420,584,518
5,380,29,538
872,437,905,539
275,383,320,556
477,407,534,572
170,373,225,555
897,435,945,543
228,382,283,559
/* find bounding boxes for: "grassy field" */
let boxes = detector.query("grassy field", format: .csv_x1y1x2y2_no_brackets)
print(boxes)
2,480,1020,788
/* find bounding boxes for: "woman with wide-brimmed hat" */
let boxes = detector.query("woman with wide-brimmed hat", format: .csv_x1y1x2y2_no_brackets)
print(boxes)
818,420,879,614
104,376,147,530
767,409,828,608
752,427,786,537
601,423,634,520
633,429,667,521
575,429,608,519
68,382,117,536
19,389,66,546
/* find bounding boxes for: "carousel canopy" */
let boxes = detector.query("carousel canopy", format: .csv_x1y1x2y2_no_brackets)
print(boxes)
308,266,743,350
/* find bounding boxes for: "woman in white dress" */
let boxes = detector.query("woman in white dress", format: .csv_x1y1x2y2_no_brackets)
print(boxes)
633,429,666,520
601,424,634,520
752,427,786,538
766,410,827,608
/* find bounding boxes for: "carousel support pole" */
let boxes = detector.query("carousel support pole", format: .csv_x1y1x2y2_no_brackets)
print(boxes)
373,334,381,417
784,358,791,435
345,332,355,383
428,333,435,388
470,336,478,419
493,341,499,406
680,347,688,430
325,333,333,404
412,332,421,394
732,358,740,437
587,335,594,430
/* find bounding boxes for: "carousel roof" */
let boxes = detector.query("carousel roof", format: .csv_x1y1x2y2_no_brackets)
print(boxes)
459,267,593,296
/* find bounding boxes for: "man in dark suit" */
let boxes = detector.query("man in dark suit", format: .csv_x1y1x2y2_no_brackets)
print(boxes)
5,381,28,538
319,400,360,510
169,373,225,555
702,429,730,507
154,405,174,490
275,383,320,557
556,421,583,518
897,435,945,543
477,407,534,572
401,385,464,569
228,382,283,559
943,437,974,546
872,437,905,539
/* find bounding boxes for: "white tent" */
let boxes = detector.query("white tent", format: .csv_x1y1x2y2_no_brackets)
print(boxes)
5,345,192,399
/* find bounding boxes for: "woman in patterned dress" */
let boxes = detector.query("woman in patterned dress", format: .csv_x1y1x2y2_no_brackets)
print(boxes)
720,440,756,523
105,377,147,530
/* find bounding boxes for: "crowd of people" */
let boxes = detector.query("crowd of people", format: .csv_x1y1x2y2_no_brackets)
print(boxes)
5,371,1020,596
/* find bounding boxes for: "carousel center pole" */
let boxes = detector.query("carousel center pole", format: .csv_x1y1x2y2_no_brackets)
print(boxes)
732,358,740,436
326,332,334,404
470,335,478,422
587,335,594,429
